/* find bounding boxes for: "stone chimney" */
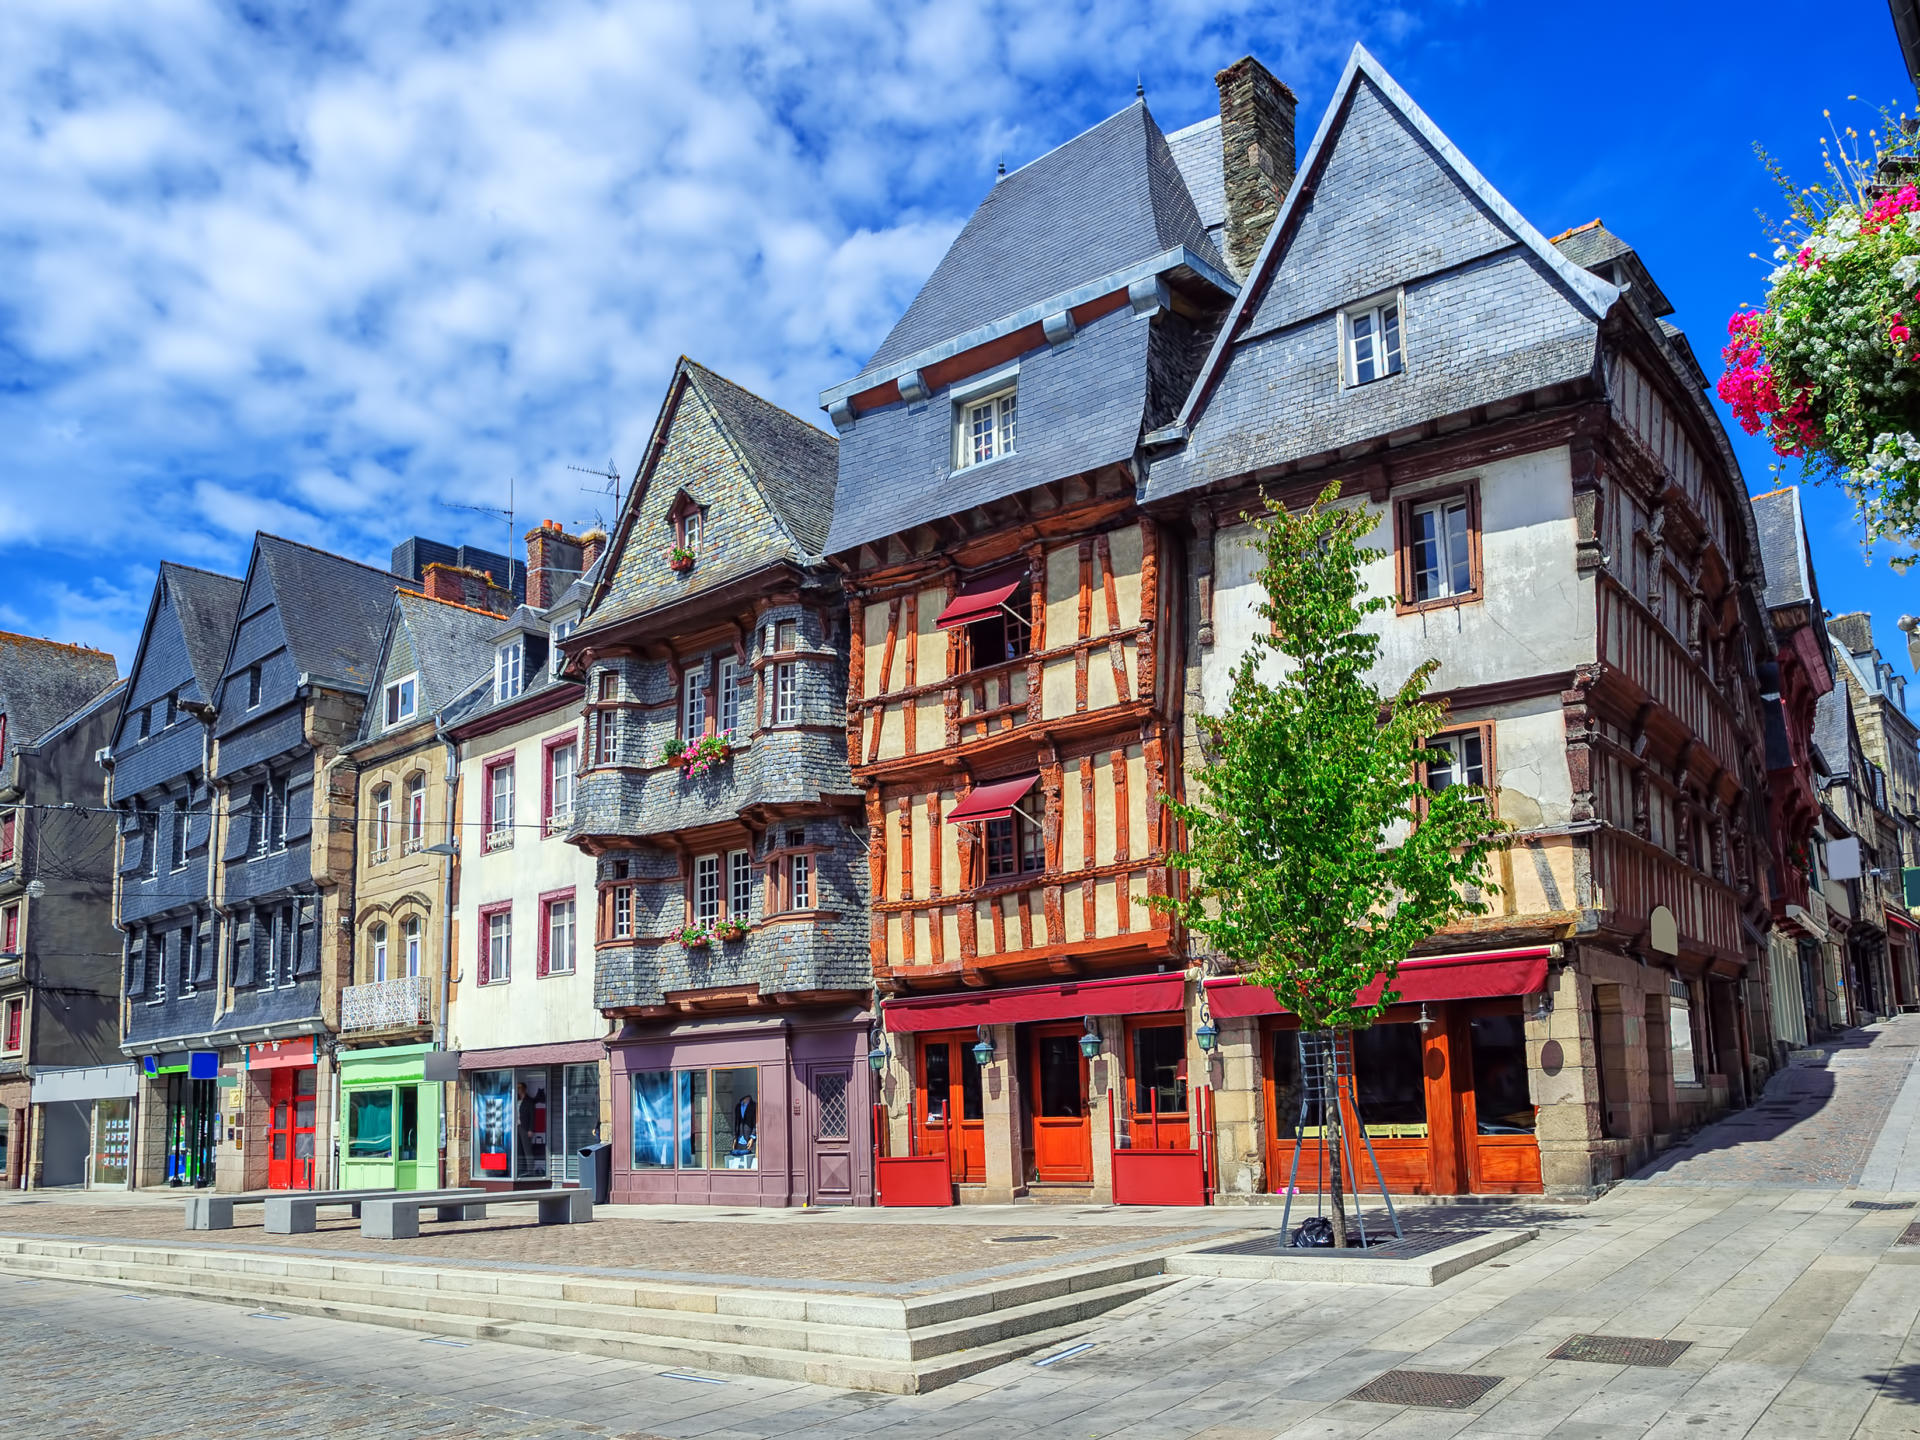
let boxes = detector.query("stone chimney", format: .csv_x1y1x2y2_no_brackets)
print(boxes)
524,520,587,611
1215,56,1297,281
1829,611,1875,659
421,562,514,616
579,528,608,577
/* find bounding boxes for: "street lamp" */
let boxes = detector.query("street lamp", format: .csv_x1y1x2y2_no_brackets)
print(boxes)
1195,1016,1218,1054
971,1025,995,1068
1078,1018,1102,1061
867,1022,889,1074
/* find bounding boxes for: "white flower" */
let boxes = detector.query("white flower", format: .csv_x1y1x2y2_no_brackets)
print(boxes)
1895,255,1920,288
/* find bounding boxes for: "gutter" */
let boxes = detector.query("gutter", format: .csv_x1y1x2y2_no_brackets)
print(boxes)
434,714,460,1188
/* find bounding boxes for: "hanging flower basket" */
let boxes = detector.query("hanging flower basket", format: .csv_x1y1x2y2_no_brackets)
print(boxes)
681,730,735,777
679,926,713,950
717,921,748,943
668,547,697,573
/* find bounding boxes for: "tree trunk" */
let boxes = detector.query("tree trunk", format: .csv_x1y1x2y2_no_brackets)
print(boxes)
1323,1038,1350,1247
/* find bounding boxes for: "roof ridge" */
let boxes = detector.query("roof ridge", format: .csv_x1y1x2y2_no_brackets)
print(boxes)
1003,97,1148,182
159,559,244,583
1548,217,1606,244
683,366,811,557
0,631,114,657
255,531,409,583
397,588,513,621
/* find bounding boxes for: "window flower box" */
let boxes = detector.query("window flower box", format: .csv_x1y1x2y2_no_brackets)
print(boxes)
681,731,734,778
668,547,697,573
679,926,713,950
717,921,748,943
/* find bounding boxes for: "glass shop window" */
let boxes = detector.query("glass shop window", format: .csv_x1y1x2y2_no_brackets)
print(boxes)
1130,1025,1188,1118
348,1090,394,1160
472,1068,515,1177
629,1066,759,1172
1352,1023,1429,1137
923,1039,984,1124
1469,1012,1535,1135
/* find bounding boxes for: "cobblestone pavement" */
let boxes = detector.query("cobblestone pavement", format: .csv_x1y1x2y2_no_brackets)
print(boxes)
1633,1018,1920,1188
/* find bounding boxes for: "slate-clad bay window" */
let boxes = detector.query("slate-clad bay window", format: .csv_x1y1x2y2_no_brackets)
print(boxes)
591,710,620,768
774,662,798,724
790,850,811,911
1346,298,1404,385
955,386,1017,469
717,658,742,735
729,850,753,922
1395,484,1482,611
683,669,708,739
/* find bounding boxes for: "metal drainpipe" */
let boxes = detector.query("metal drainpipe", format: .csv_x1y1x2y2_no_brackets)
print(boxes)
434,720,460,1189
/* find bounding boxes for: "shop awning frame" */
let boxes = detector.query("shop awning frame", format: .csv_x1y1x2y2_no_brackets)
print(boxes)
933,567,1028,631
1202,945,1559,1019
883,971,1186,1033
946,773,1041,824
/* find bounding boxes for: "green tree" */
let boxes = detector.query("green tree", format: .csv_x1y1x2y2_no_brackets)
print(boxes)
1156,484,1511,1245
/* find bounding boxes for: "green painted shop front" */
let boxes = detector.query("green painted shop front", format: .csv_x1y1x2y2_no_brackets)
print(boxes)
338,1044,441,1191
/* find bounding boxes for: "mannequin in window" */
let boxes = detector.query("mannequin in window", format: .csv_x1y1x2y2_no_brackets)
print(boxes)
731,1094,757,1155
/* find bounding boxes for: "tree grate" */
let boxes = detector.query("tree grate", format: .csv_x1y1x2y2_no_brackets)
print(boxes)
1548,1334,1692,1367
1848,1200,1914,1211
1345,1369,1502,1409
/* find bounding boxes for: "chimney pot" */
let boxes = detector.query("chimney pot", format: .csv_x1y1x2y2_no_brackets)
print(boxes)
1215,56,1297,282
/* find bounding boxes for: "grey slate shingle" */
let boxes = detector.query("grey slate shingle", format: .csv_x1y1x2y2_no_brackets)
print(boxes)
1165,115,1225,233
1751,487,1814,611
0,633,119,766
692,363,840,557
161,563,245,701
254,535,409,691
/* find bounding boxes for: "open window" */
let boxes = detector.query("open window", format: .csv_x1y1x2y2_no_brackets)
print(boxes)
1344,294,1404,385
936,566,1032,671
1395,482,1482,612
668,490,705,557
950,774,1045,882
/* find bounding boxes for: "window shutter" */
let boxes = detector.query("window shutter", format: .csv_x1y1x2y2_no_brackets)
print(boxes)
536,906,550,978
477,921,490,986
284,777,314,843
194,920,216,985
231,914,255,988
294,900,320,976
118,827,146,877
222,795,254,862
125,934,146,997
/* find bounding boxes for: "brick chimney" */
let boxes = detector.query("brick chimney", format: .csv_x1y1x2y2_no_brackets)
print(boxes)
1829,612,1875,658
579,528,608,576
421,562,514,616
525,520,587,611
1215,57,1297,281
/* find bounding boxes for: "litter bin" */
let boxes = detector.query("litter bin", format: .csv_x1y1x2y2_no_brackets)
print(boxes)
578,1142,613,1205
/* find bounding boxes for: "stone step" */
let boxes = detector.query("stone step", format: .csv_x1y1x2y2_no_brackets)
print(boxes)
0,1238,1174,1391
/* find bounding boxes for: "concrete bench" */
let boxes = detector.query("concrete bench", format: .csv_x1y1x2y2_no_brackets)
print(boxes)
264,1188,484,1235
186,1188,406,1232
360,1186,592,1240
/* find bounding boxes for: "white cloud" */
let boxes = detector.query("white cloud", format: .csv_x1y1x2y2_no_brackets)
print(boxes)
0,0,1408,664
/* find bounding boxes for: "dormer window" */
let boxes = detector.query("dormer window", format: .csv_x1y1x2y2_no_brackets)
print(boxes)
496,642,524,702
1346,297,1404,385
552,617,576,643
383,674,418,729
956,387,1016,469
668,492,705,571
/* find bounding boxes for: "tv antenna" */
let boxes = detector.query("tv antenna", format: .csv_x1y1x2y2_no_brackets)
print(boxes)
569,458,623,529
440,476,516,578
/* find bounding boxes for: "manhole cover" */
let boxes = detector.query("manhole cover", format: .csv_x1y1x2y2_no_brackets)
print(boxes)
1548,1334,1691,1367
1346,1370,1502,1409
1849,1200,1915,1211
986,1233,1061,1243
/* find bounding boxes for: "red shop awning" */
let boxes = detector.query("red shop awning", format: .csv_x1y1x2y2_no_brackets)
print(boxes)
883,972,1186,1034
1202,946,1557,1019
1888,910,1920,935
947,773,1040,823
934,567,1026,630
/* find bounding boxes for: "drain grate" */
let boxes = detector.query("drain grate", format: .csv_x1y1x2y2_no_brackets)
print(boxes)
1346,1369,1502,1409
986,1233,1061,1243
1548,1334,1691,1367
1849,1200,1915,1211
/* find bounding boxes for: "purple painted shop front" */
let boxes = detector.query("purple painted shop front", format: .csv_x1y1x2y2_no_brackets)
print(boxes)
609,1008,873,1206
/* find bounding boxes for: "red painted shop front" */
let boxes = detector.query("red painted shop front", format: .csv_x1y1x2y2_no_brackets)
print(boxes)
1206,947,1552,1197
248,1042,318,1191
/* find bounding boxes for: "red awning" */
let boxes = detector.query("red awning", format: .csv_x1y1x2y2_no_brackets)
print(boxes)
1202,946,1556,1019
884,972,1185,1034
947,774,1040,822
934,567,1026,630
1889,910,1920,935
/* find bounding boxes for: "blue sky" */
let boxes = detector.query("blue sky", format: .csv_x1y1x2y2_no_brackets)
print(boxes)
1,0,1913,673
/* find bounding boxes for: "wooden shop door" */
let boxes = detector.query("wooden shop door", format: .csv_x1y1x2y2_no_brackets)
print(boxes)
1029,1023,1092,1183
915,1032,984,1184
267,1068,318,1190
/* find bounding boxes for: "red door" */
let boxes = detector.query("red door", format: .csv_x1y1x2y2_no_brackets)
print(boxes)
915,1032,985,1184
1029,1024,1092,1183
1125,1019,1191,1151
267,1068,318,1190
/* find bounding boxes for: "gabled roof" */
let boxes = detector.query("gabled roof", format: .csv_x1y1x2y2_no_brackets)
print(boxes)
249,534,407,692
1551,219,1673,319
1750,487,1816,611
160,563,244,699
855,100,1222,381
357,590,505,741
24,677,126,750
1165,115,1226,238
1144,45,1620,503
0,632,119,764
583,361,837,634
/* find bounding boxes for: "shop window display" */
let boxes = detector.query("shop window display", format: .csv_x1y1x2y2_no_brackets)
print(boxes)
630,1066,759,1171
472,1065,596,1180
349,1089,394,1159
1469,1013,1535,1134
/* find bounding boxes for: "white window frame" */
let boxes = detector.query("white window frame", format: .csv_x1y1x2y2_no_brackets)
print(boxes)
1426,731,1486,793
683,669,709,739
717,658,742,736
612,885,633,940
1409,495,1473,603
955,385,1017,470
496,642,524,702
790,851,811,912
695,854,721,928
486,908,512,984
384,674,418,729
728,849,754,922
552,617,576,642
404,775,426,852
373,785,392,859
403,916,421,978
774,662,798,725
372,922,389,983
547,897,576,975
1343,292,1405,386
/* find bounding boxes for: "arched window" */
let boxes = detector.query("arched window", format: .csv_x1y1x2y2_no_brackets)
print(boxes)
404,773,427,852
371,922,389,983
373,785,392,858
403,916,422,978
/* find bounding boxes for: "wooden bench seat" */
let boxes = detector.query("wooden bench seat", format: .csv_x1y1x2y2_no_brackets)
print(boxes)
359,1186,592,1240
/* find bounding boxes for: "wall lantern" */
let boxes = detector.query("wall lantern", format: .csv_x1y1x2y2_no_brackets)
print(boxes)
1195,1010,1219,1054
1526,990,1554,1024
867,1022,889,1074
1078,1018,1102,1061
1416,1003,1434,1033
972,1025,995,1068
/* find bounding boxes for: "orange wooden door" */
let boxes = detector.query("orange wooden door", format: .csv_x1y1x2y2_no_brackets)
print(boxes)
1459,1003,1543,1194
1124,1019,1190,1151
915,1033,985,1184
1263,1016,1449,1195
1029,1024,1092,1183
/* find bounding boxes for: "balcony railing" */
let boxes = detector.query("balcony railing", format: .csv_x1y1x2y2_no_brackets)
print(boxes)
340,973,429,1033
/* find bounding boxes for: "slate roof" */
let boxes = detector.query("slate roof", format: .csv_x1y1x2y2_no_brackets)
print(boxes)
160,563,244,699
1166,115,1226,237
447,555,605,734
694,364,839,555
0,633,119,765
857,101,1222,379
1751,488,1815,611
1144,46,1620,504
1551,218,1673,318
354,591,504,743
1815,678,1853,779
253,535,408,692
25,676,126,749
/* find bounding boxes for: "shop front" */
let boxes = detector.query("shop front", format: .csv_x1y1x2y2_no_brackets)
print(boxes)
244,1041,320,1190
609,1009,871,1207
460,1041,604,1190
142,1051,221,1189
338,1044,441,1191
1206,946,1552,1197
29,1064,138,1189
